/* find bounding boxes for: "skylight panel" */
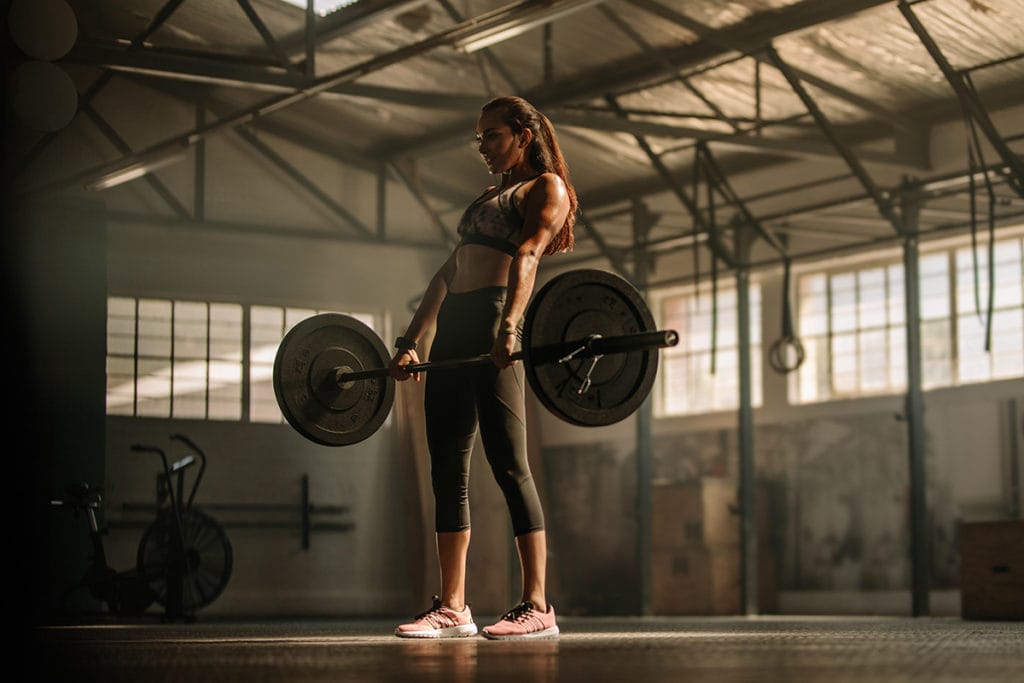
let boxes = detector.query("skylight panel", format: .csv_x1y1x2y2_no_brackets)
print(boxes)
278,0,359,17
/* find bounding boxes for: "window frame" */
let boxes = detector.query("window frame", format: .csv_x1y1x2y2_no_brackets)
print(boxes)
788,228,1024,405
651,276,764,419
106,296,388,424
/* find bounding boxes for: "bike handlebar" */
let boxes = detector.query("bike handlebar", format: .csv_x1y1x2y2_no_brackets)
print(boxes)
169,433,207,510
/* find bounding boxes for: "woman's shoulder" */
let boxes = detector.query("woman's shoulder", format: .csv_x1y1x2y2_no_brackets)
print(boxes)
515,172,562,195
521,172,567,202
532,172,564,187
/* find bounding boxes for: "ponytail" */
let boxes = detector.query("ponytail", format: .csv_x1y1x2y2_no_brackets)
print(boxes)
482,96,577,254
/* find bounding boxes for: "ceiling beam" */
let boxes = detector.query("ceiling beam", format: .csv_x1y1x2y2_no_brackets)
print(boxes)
63,40,483,109
549,109,922,168
26,0,591,194
627,0,917,132
379,0,895,159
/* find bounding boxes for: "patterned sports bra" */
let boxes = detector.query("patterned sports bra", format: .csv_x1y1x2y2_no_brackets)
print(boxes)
456,177,537,256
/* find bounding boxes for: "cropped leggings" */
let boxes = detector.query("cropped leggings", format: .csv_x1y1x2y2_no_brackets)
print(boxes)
424,286,545,537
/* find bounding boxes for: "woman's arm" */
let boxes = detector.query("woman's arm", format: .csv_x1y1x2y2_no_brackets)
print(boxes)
390,251,457,381
492,173,571,367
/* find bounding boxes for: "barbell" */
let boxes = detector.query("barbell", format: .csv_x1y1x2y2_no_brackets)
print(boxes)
273,269,679,447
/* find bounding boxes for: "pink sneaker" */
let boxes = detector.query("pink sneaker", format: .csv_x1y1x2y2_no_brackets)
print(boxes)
394,596,478,639
481,601,559,640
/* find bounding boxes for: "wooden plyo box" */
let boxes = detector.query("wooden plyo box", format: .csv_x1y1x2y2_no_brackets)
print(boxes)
960,520,1024,620
652,478,740,548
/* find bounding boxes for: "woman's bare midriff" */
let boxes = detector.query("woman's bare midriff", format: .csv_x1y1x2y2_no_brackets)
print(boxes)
449,244,513,293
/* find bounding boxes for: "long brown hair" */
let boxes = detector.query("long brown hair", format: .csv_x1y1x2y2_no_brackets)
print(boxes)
482,96,577,254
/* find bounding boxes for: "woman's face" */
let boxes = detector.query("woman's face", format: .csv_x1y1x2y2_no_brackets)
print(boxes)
474,108,528,174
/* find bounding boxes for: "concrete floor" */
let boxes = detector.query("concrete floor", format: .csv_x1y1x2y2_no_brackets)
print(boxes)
26,616,1024,682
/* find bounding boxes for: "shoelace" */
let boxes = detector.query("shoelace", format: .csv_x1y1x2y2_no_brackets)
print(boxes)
500,601,539,624
413,596,458,628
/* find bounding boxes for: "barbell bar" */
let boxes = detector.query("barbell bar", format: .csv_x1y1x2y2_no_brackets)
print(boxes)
273,268,678,447
337,329,679,384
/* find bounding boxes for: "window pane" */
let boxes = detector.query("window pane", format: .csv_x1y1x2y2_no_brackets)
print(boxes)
716,289,738,347
174,302,208,360
209,361,242,420
919,253,949,321
832,332,857,394
799,274,828,336
209,304,242,359
956,245,988,316
137,299,172,358
107,297,136,356
830,273,856,333
858,268,886,329
794,336,827,403
657,282,761,416
991,308,1024,378
888,326,906,390
859,329,888,391
136,357,171,418
106,356,135,415
994,240,1023,308
887,265,905,325
662,357,687,414
690,297,712,349
922,319,952,387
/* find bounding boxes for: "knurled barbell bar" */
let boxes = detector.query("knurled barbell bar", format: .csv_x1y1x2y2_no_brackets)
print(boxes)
273,269,679,447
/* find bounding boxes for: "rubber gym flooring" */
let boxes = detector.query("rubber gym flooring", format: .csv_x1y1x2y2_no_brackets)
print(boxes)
26,615,1024,682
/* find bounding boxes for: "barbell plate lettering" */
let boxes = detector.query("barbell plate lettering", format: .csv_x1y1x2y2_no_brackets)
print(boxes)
273,313,394,447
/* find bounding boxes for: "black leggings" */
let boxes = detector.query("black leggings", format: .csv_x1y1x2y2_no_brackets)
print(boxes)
424,287,545,537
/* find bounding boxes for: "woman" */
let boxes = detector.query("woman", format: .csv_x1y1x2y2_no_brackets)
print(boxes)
390,96,577,640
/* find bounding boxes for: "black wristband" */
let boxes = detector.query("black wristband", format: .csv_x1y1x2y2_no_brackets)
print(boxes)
394,336,417,351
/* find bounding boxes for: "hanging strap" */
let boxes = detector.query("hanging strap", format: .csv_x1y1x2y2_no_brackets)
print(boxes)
962,73,997,353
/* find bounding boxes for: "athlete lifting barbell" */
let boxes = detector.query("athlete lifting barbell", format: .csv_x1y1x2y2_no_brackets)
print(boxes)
273,97,676,642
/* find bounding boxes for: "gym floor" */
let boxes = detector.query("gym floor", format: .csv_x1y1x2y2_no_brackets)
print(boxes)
27,616,1024,682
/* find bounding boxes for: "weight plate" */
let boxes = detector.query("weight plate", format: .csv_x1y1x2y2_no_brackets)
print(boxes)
523,269,658,426
273,313,395,447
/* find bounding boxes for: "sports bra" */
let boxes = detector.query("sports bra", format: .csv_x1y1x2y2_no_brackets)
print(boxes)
456,177,537,256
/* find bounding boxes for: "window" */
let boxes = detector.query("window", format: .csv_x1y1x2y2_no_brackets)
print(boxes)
107,298,242,420
248,306,379,424
107,298,383,424
955,237,1024,382
656,281,763,416
791,232,1024,404
793,263,909,403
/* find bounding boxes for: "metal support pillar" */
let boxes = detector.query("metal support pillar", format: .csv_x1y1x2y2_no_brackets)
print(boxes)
305,0,316,76
735,223,758,615
633,199,655,616
900,187,930,616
